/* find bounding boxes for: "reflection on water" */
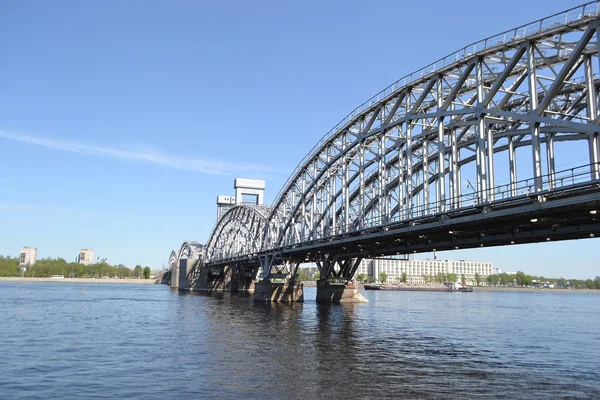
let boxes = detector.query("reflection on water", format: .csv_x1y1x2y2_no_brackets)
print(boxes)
1,283,599,399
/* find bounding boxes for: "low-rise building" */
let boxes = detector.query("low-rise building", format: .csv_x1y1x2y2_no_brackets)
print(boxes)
355,257,494,285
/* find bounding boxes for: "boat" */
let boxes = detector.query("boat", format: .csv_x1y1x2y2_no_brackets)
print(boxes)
444,282,473,292
364,284,382,290
453,286,473,292
49,275,64,279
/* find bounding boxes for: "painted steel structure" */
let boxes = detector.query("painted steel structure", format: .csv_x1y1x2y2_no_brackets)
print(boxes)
169,241,204,270
203,3,600,279
204,205,272,263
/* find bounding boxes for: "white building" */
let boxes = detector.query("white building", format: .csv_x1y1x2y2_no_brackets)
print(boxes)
217,178,266,219
19,247,37,267
216,195,236,219
355,257,494,285
234,178,265,205
78,249,95,265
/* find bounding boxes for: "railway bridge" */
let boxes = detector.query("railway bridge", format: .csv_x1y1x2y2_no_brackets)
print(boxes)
172,3,600,302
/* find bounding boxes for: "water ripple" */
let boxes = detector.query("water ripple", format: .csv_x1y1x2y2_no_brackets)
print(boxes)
0,283,599,399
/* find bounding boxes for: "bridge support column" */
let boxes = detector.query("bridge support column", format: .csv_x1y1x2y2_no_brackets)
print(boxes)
253,279,304,302
316,280,368,304
211,265,235,292
170,266,179,289
178,259,192,290
315,256,367,303
233,265,257,294
187,265,234,293
176,258,206,291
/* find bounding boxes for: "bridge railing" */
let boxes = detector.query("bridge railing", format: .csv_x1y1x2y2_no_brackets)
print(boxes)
291,163,600,244
271,1,600,213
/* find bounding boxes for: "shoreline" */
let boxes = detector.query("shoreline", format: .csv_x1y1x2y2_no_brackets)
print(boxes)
303,281,599,293
2,278,597,292
0,277,157,285
471,286,599,293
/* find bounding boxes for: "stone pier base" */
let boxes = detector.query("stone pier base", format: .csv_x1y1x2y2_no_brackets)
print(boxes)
177,258,201,291
237,280,255,294
316,281,368,303
253,280,304,302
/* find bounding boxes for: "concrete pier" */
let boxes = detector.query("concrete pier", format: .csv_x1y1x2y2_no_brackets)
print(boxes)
237,279,255,294
170,265,180,289
253,280,304,302
316,280,368,303
178,259,193,290
188,264,232,292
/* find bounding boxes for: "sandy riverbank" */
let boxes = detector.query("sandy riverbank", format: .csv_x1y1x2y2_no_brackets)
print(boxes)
0,277,157,284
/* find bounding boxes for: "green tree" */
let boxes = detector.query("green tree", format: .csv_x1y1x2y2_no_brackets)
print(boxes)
558,277,567,289
447,273,458,284
401,271,407,284
143,266,151,279
474,273,481,286
516,271,526,286
461,274,466,285
379,272,388,284
585,279,595,289
313,272,320,280
117,264,132,278
133,265,143,278
296,269,311,282
356,274,365,283
498,273,513,286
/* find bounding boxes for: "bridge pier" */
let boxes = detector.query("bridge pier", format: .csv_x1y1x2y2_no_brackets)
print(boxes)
178,258,203,290
177,262,258,296
253,279,304,302
316,280,368,304
237,278,256,294
170,265,180,289
197,264,235,292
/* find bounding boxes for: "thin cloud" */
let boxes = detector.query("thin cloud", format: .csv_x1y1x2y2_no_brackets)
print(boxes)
0,130,284,176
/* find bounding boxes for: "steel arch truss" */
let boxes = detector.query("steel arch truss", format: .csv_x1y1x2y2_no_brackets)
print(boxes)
170,241,204,270
205,205,272,263
266,7,600,249
169,250,178,269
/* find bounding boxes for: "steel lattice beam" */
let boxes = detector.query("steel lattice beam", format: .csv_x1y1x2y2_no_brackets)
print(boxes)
203,3,600,267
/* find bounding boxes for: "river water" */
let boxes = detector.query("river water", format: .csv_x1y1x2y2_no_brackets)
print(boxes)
1,282,599,399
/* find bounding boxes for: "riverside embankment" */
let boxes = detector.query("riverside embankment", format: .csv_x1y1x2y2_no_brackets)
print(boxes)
305,281,599,293
0,277,157,284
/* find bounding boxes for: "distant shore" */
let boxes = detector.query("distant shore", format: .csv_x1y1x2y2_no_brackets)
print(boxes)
471,286,599,293
302,281,598,293
0,277,157,284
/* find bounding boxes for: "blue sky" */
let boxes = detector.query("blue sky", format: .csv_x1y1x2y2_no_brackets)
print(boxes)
1,0,597,279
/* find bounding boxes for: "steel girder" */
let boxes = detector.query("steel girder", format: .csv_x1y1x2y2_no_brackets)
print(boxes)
265,3,600,249
205,3,600,265
168,250,178,269
204,205,272,263
170,241,204,270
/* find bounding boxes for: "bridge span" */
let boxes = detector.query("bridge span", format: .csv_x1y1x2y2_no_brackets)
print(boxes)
174,3,600,302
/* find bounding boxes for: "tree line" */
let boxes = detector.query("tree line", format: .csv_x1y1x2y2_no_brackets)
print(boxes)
296,267,600,289
486,271,600,289
0,256,152,279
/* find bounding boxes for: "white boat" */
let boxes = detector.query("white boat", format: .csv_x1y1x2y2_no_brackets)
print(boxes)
49,275,64,279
